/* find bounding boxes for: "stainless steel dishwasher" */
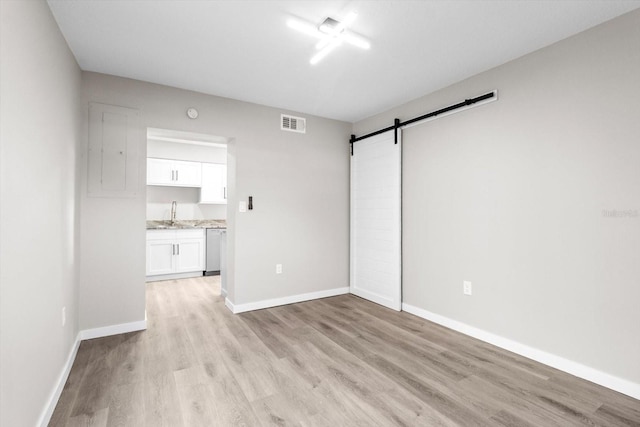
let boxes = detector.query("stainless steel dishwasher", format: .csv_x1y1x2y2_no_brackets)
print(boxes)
205,228,222,275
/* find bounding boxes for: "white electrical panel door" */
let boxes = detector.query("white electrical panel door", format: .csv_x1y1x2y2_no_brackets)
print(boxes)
88,103,141,197
350,130,402,311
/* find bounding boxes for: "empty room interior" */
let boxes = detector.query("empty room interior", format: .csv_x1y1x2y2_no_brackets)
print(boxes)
1,1,640,426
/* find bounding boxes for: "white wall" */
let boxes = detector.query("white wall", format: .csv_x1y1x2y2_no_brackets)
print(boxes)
354,9,640,387
0,1,81,425
146,186,226,220
80,71,351,331
147,139,227,163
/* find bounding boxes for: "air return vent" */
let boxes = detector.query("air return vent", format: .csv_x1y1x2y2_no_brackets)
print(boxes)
281,114,306,133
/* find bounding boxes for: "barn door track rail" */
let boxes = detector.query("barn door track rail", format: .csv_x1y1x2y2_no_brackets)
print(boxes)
349,90,497,155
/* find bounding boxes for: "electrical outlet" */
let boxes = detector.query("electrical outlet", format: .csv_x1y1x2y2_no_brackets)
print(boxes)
463,281,472,295
62,307,66,327
276,264,282,274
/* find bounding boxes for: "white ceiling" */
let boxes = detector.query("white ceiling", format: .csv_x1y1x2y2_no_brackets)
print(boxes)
47,0,640,123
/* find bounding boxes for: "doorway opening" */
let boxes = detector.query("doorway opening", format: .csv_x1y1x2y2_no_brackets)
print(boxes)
144,127,231,296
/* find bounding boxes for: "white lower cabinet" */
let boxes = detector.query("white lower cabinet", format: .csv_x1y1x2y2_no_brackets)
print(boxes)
146,238,176,275
174,239,204,272
146,229,205,277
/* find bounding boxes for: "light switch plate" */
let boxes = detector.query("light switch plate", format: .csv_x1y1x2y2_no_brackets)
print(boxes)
463,281,472,295
239,201,247,212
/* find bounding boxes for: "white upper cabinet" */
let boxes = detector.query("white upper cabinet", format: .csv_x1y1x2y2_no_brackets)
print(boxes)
146,158,174,185
147,158,202,187
199,163,227,204
174,160,202,187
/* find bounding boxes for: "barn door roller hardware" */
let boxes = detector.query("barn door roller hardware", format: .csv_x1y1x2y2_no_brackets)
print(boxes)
350,91,497,155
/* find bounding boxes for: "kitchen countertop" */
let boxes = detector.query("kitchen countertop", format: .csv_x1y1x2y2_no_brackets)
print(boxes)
146,219,227,230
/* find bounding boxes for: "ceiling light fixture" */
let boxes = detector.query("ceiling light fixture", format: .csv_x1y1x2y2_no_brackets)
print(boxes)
310,38,343,65
287,12,370,65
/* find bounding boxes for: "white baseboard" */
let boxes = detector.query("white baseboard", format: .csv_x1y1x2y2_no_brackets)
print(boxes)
146,271,203,282
402,303,640,400
39,316,148,426
226,287,349,314
38,332,82,427
79,318,147,340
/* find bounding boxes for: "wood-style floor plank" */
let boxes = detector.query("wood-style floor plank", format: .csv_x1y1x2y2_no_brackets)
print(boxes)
50,276,640,426
48,340,95,425
105,381,144,427
142,371,184,427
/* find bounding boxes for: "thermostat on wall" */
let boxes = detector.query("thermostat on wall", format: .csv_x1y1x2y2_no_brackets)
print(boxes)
186,107,198,119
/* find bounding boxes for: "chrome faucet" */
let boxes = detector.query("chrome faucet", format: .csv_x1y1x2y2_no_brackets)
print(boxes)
170,201,177,225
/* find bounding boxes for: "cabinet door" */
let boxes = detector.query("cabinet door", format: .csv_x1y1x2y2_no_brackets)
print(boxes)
200,163,227,204
146,239,176,275
175,239,205,273
174,160,202,187
147,158,174,185
220,164,227,199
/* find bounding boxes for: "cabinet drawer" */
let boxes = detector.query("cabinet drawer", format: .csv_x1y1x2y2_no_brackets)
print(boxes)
176,229,204,240
147,229,205,240
147,229,176,240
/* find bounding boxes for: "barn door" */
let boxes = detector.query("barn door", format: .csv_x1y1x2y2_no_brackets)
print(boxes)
350,130,401,311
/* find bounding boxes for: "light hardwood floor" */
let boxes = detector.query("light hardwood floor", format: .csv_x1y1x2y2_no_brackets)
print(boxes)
50,277,640,426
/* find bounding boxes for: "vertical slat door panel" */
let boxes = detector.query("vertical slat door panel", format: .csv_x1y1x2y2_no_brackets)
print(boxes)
350,130,402,311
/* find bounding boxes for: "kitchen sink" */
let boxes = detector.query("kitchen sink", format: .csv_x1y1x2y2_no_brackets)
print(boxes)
172,221,196,228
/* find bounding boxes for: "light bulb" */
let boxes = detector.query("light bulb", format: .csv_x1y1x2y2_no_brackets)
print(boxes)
310,39,342,65
342,32,370,50
342,12,358,28
287,19,323,39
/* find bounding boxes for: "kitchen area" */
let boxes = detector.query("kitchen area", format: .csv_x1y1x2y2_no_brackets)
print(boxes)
144,128,228,294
